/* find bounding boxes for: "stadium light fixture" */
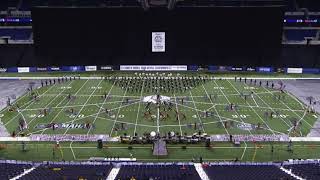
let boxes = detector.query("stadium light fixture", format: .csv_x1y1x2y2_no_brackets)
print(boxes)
167,0,176,10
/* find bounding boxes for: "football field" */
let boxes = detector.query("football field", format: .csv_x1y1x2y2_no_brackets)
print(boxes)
0,76,318,137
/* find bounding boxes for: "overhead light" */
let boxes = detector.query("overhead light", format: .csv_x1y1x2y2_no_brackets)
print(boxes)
141,0,150,11
167,0,176,10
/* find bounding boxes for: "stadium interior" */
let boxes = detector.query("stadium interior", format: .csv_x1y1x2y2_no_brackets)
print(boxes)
0,0,320,180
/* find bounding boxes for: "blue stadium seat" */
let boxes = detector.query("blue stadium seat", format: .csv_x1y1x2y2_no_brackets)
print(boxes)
284,163,320,179
285,29,318,41
0,163,33,179
20,164,113,180
203,164,294,180
0,29,32,40
116,164,201,180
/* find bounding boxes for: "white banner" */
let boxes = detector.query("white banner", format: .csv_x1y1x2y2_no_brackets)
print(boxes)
85,66,97,72
287,68,303,74
120,65,187,71
152,32,165,52
17,67,30,73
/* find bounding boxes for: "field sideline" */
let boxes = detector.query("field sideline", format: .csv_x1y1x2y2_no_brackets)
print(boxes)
0,141,320,162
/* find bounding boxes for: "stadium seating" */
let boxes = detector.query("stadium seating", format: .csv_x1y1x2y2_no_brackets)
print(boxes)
284,163,320,180
20,164,113,180
0,163,32,179
0,0,319,12
116,164,201,180
0,29,32,40
284,29,319,41
203,164,294,180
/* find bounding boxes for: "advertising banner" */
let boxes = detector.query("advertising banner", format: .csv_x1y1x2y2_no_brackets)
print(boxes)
99,66,113,71
36,67,48,72
62,66,85,72
0,68,7,73
49,67,61,71
152,32,165,52
231,67,244,71
302,68,319,74
85,66,97,72
286,68,303,74
120,65,187,71
17,67,30,73
257,67,274,73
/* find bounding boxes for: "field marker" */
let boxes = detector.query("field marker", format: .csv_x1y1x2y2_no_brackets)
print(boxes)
26,80,75,128
211,81,252,135
133,80,144,136
87,81,116,135
252,144,258,162
225,80,277,135
70,141,76,160
4,82,58,127
64,79,103,135
263,86,312,128
240,81,292,132
240,141,248,160
189,91,206,133
110,82,130,136
202,84,229,135
38,80,90,135
174,94,183,136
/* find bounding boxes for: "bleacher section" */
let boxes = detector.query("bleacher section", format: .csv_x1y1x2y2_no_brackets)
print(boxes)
20,164,113,180
0,163,32,179
4,161,320,180
202,164,294,180
0,0,317,11
284,29,319,41
284,163,320,180
116,164,201,180
0,29,32,40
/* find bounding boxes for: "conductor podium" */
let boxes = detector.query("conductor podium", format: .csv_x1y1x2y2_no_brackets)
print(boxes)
153,139,168,156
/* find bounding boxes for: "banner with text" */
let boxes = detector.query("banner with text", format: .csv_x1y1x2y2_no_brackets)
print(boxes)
120,65,187,71
152,32,165,52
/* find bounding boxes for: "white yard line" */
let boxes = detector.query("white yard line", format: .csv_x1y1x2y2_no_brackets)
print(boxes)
38,80,90,135
110,84,130,136
263,86,312,128
210,81,253,135
201,84,229,135
26,80,75,127
133,80,145,136
63,79,103,135
251,94,259,107
189,91,206,133
224,80,277,135
174,94,183,136
232,80,292,130
87,81,116,135
70,141,76,160
22,99,141,111
157,106,160,133
4,82,57,127
240,141,248,160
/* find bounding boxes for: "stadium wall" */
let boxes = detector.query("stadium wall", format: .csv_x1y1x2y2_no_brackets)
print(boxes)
0,44,320,68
